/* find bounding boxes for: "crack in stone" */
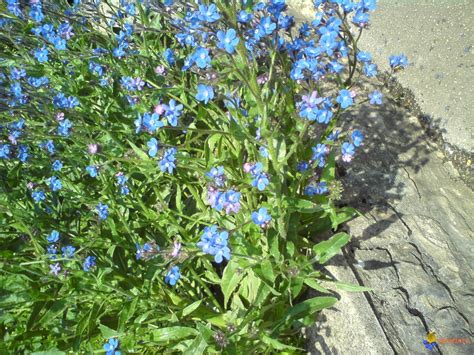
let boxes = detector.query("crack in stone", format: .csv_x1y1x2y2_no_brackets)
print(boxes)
436,306,473,336
386,202,413,236
403,166,422,199
408,241,457,305
394,286,443,354
355,246,401,283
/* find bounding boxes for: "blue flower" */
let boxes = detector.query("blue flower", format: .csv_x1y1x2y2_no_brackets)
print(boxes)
368,90,383,105
96,202,109,220
336,89,354,109
259,146,269,158
61,245,76,258
29,4,44,22
31,189,46,203
34,47,49,62
103,338,121,355
52,160,63,171
115,173,128,186
147,137,159,157
159,147,177,174
341,142,356,162
363,63,378,77
351,130,364,147
237,10,252,23
58,119,73,136
304,182,328,196
312,143,328,162
163,48,175,65
141,112,164,133
319,30,338,56
47,230,60,243
165,266,181,286
258,17,276,37
53,93,79,109
252,172,270,191
0,144,11,159
195,84,214,104
297,161,310,172
40,140,55,154
17,145,28,162
58,22,74,39
83,256,96,271
120,185,129,195
163,99,183,127
251,207,272,226
198,4,220,23
352,11,369,27
52,36,66,50
46,245,58,258
217,28,239,54
27,76,49,87
206,166,226,187
86,165,98,178
48,176,62,192
357,51,372,62
10,67,26,80
50,263,61,276
389,54,408,69
197,226,231,264
193,47,211,69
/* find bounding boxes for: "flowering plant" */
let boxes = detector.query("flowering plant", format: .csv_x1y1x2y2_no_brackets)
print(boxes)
0,0,407,353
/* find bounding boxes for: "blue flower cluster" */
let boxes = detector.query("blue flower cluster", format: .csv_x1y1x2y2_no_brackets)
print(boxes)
104,338,121,355
165,266,181,286
197,225,231,264
341,129,365,162
244,162,270,191
206,166,226,187
251,207,272,228
207,187,242,214
304,182,328,196
115,172,130,195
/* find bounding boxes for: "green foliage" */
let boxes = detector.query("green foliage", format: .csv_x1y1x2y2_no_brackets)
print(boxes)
0,0,376,353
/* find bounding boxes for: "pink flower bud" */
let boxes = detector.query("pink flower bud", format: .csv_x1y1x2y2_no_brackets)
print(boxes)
243,163,252,173
88,143,99,154
154,65,166,75
154,104,165,115
257,73,269,85
56,112,65,121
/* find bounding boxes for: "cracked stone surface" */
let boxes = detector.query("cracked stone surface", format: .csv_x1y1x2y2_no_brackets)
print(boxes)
308,87,474,354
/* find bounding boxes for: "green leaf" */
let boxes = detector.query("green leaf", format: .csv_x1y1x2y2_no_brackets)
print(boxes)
181,300,203,317
313,232,350,264
152,327,198,343
260,333,303,351
272,137,286,165
287,198,325,214
184,335,208,355
281,296,337,324
118,298,138,332
99,324,118,339
221,259,245,308
321,151,335,182
304,279,330,294
127,139,149,160
36,300,68,327
334,282,372,292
